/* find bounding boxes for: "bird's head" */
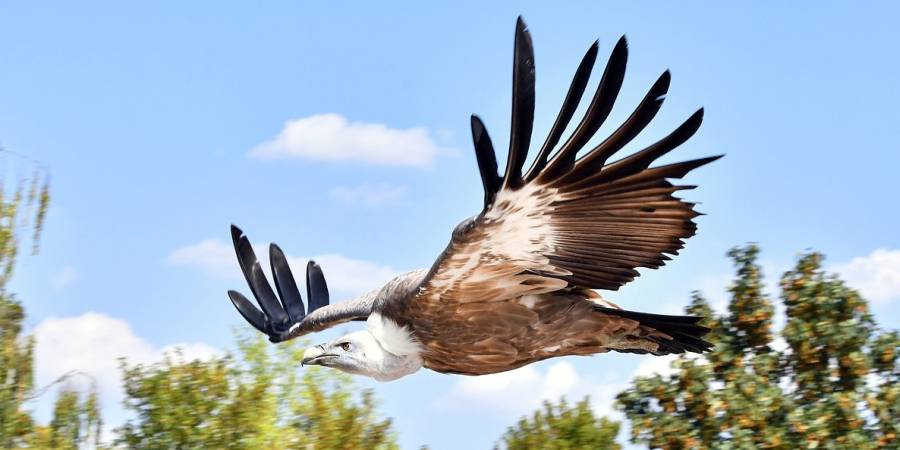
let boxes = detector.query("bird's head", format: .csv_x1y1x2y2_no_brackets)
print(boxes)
301,329,422,381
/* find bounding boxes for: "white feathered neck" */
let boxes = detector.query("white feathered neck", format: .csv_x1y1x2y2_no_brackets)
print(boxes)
366,313,423,357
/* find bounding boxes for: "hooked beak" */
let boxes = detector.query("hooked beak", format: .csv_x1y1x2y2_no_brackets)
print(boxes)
301,344,334,366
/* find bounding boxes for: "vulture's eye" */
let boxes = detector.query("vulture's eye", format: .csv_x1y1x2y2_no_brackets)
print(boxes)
339,342,352,352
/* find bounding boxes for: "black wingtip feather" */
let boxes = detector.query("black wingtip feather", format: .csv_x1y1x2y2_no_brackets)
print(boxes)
504,14,536,190
565,69,673,183
306,261,330,313
677,154,723,174
231,229,290,329
542,35,629,180
228,290,269,335
592,107,706,184
525,40,600,182
230,224,243,244
269,243,306,321
471,115,502,209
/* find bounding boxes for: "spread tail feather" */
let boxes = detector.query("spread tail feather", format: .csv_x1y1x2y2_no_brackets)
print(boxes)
594,305,714,355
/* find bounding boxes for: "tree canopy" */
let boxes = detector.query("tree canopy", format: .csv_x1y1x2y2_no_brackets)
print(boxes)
617,245,899,449
117,333,398,450
496,397,621,450
0,155,51,448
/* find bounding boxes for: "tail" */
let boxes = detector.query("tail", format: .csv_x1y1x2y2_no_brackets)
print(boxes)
594,305,714,355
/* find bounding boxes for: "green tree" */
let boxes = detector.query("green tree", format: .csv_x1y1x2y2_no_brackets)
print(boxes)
117,332,398,450
26,387,103,450
0,150,102,449
496,397,621,450
0,152,50,448
617,245,899,449
0,294,35,448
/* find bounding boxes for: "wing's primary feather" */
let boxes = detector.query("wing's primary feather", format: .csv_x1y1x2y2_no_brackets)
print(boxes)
540,35,629,182
503,16,536,190
413,18,720,309
269,243,305,321
525,41,598,181
232,227,290,330
471,115,502,209
305,261,330,313
562,70,670,183
228,226,371,342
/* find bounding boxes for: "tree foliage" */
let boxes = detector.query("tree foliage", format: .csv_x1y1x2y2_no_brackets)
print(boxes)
617,245,899,449
117,333,398,450
0,294,35,448
496,397,621,450
0,153,51,448
26,387,103,450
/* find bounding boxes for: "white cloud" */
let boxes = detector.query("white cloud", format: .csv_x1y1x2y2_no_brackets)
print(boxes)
52,265,78,291
32,312,221,440
297,253,399,296
633,354,679,379
436,361,626,420
168,239,237,278
33,313,221,393
249,114,446,167
329,183,408,207
831,248,900,305
168,239,400,296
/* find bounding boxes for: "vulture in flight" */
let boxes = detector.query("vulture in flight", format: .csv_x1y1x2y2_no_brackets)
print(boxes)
228,17,719,381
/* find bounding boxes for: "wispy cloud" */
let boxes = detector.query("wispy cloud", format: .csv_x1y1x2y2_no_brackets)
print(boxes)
302,253,399,295
34,312,221,392
32,312,221,440
168,239,236,278
633,354,680,379
435,361,626,421
168,239,400,296
329,183,408,207
249,114,447,167
832,248,900,305
52,265,78,291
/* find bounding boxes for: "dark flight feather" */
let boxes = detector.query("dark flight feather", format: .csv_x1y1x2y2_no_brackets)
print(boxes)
231,226,290,330
228,225,365,343
270,243,305,321
306,261,330,313
540,36,629,181
228,290,269,334
525,42,599,182
502,16,536,190
470,115,502,209
563,70,671,183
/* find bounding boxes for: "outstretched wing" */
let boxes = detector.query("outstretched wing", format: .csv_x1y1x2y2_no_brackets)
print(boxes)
413,17,720,310
227,225,372,342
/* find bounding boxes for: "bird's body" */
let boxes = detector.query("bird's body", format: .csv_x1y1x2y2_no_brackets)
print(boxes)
228,17,719,381
298,267,708,380
408,291,666,376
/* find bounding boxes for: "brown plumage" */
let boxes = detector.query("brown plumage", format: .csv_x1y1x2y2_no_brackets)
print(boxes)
228,16,718,378
386,18,717,374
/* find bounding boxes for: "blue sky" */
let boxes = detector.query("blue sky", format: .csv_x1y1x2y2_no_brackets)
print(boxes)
2,1,899,448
